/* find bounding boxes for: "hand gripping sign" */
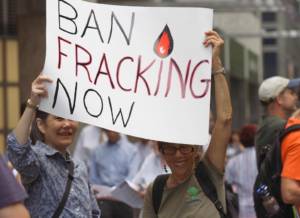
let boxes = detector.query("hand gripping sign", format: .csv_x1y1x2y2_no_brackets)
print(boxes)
40,0,213,145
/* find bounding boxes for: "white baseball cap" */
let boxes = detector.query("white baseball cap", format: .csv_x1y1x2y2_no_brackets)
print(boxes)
259,76,300,102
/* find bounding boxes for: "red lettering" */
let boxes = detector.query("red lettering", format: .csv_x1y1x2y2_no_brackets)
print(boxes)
190,60,210,98
75,44,93,83
164,59,191,98
57,36,71,69
94,53,115,89
57,39,210,100
134,56,155,95
116,57,134,92
154,60,164,96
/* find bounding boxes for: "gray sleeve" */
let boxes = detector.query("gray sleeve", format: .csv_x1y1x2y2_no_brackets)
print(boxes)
89,152,100,185
89,183,101,217
6,132,40,185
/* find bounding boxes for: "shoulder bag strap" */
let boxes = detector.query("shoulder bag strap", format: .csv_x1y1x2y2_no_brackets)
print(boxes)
195,161,227,218
272,123,300,173
52,159,75,218
152,174,169,215
279,124,300,141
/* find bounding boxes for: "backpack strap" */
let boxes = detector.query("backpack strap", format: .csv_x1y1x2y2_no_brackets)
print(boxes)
152,174,169,215
152,162,227,217
279,124,300,141
195,162,227,218
52,159,75,218
272,124,300,174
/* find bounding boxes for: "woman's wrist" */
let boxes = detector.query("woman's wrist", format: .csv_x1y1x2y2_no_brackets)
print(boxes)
213,67,225,76
212,56,223,71
26,98,38,110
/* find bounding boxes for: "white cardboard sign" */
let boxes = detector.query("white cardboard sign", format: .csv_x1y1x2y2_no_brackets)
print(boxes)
40,0,213,145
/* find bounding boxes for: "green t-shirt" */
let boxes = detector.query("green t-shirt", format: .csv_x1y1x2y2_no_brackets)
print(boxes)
255,115,285,168
142,157,225,218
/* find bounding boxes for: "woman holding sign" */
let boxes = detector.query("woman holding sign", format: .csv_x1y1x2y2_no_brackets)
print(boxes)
142,30,232,218
6,76,100,217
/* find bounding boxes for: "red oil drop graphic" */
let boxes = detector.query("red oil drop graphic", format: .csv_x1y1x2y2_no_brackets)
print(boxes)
154,25,174,58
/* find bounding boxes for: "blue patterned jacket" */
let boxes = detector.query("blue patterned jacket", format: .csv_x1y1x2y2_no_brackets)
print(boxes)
7,133,100,218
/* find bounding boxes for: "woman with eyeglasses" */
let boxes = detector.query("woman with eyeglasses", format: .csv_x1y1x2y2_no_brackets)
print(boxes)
142,30,232,218
6,75,101,217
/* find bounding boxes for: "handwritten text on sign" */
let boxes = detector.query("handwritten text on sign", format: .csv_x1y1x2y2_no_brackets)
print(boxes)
40,0,213,145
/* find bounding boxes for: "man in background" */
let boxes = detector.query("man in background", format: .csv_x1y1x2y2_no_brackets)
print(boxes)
89,129,137,218
255,76,300,168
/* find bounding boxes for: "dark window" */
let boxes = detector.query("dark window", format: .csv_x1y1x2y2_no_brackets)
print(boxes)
263,38,277,45
263,52,278,78
262,12,277,22
0,0,17,36
265,27,276,32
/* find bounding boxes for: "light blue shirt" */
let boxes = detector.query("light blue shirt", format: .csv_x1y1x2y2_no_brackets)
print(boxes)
89,137,137,187
131,152,166,190
226,147,258,218
128,142,153,178
73,125,104,167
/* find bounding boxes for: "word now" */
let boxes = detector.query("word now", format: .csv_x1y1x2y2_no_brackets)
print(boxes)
52,78,135,128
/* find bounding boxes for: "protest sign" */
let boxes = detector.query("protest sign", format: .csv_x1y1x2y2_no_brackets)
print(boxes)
40,0,213,145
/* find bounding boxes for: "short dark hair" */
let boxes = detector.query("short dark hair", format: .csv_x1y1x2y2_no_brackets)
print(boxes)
36,109,49,121
229,130,240,144
32,109,50,143
239,124,257,148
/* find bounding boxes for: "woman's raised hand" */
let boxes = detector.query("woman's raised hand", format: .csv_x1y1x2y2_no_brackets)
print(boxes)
203,30,224,72
30,74,53,107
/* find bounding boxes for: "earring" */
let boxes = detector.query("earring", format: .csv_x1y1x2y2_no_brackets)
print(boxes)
164,164,168,173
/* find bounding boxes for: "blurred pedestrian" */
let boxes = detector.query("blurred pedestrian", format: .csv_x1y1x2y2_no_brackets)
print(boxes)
255,76,300,168
73,125,107,168
128,137,153,177
226,124,258,218
226,130,244,160
129,141,172,218
7,75,100,218
130,141,168,197
89,129,137,218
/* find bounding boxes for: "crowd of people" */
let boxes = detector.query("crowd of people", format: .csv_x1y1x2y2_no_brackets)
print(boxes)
2,29,300,218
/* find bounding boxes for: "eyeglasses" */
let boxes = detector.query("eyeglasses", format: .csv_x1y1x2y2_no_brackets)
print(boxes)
160,144,194,155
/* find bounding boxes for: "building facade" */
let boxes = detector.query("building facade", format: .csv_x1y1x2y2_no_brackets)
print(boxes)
0,0,19,153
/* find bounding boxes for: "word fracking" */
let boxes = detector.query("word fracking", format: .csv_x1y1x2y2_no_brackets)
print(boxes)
58,36,211,99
